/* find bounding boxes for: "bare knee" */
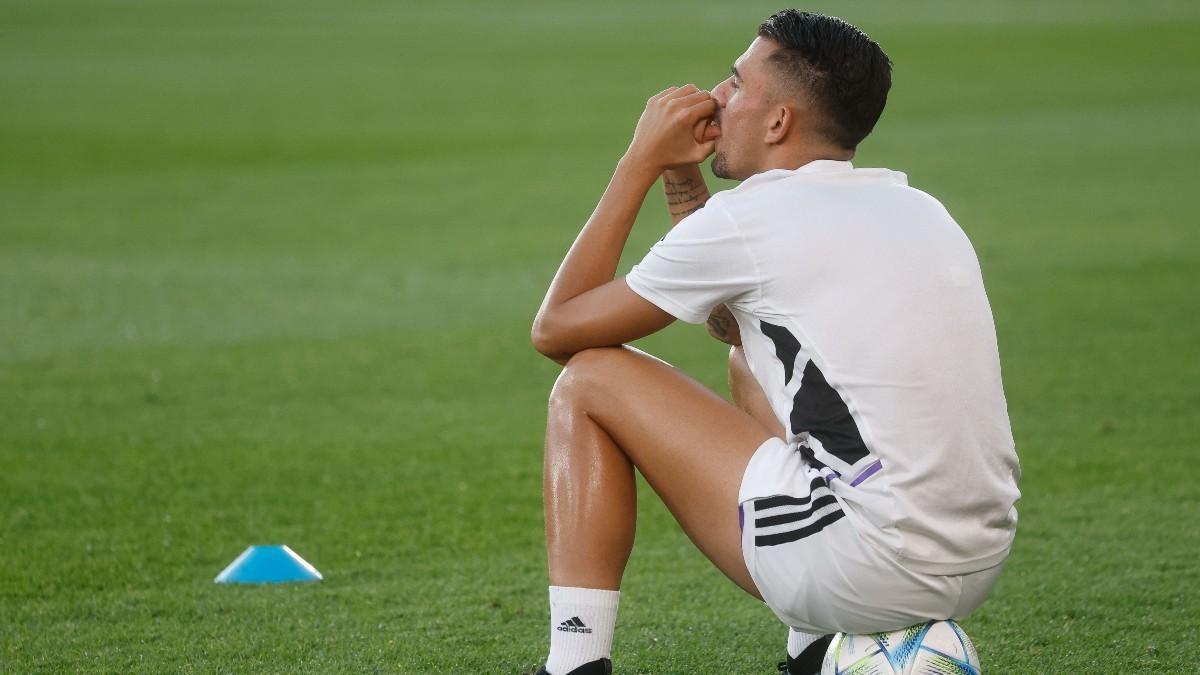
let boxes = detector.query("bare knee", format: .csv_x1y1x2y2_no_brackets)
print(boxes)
548,347,626,413
545,349,629,471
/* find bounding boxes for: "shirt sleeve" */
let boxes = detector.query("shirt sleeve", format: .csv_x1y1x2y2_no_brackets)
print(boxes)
624,201,759,324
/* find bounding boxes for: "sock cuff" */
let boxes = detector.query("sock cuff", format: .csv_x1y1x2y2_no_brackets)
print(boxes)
787,628,823,658
545,586,620,675
549,585,621,608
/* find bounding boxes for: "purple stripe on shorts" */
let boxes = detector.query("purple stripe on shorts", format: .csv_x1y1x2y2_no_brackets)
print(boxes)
738,504,745,532
849,459,883,487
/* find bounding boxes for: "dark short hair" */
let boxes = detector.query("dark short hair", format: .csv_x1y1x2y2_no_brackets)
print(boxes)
757,10,892,150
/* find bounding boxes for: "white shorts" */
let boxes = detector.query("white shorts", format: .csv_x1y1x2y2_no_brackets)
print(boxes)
738,437,1005,634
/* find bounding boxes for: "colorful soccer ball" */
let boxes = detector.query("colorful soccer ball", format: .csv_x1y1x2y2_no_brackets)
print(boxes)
821,620,981,675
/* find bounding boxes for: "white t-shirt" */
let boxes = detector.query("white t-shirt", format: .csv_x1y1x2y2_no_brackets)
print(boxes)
625,160,1020,575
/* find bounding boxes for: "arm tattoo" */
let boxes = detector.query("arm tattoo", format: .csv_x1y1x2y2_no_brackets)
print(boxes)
706,312,731,340
664,175,710,219
706,306,740,345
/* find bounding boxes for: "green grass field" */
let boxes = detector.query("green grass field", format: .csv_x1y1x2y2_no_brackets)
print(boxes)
2,0,1198,672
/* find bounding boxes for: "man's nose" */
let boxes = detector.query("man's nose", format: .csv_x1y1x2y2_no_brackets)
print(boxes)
711,78,731,106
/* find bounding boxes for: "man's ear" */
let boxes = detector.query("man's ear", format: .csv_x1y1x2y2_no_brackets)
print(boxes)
764,104,793,144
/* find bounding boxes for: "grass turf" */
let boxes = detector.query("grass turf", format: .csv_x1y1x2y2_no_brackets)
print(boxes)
2,0,1198,672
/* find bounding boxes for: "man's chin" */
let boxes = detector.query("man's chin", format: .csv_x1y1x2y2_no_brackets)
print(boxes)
710,152,732,180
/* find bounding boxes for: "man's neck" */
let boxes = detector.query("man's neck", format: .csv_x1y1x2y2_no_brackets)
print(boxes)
760,143,854,173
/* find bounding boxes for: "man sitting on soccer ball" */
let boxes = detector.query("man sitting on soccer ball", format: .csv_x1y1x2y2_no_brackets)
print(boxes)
529,9,1020,674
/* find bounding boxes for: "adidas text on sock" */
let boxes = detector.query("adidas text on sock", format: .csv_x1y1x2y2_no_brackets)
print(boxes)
545,586,619,675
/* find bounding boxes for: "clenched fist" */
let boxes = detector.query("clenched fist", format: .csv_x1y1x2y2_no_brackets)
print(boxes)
624,84,721,175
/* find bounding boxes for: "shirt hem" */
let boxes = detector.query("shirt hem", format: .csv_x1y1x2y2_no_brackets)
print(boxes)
623,273,709,324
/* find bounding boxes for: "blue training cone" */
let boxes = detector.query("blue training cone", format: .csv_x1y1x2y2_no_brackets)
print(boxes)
214,545,323,584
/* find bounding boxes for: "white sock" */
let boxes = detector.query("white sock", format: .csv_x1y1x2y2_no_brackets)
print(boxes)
545,586,619,675
787,627,823,659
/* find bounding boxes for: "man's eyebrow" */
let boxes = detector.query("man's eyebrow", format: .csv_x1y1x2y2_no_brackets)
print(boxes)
731,65,741,80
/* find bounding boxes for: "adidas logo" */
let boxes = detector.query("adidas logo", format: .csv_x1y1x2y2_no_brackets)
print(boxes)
556,616,593,634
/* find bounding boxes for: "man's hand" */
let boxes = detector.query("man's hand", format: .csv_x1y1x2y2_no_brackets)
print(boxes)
624,85,720,176
706,304,741,346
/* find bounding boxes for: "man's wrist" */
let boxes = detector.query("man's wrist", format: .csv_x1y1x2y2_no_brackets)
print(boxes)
663,164,705,181
617,151,663,186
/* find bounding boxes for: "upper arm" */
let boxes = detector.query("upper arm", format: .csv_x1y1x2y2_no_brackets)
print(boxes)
531,278,675,362
624,201,758,324
532,198,756,362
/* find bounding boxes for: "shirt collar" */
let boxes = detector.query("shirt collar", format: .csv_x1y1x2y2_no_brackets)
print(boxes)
793,159,855,174
737,159,854,190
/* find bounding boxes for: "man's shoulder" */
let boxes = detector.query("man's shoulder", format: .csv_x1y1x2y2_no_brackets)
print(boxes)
703,165,961,251
721,165,954,223
715,163,911,203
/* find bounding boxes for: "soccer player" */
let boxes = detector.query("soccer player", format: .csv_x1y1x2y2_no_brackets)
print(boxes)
528,10,1020,675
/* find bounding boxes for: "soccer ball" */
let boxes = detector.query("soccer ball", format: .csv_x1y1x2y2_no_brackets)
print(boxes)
821,620,981,675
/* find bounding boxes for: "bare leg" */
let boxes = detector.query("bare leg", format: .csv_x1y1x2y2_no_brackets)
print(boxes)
544,346,775,597
728,345,786,439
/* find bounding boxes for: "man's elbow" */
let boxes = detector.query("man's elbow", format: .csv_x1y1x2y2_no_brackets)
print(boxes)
530,314,573,364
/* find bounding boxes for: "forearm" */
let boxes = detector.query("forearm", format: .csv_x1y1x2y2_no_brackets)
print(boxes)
536,156,659,319
532,84,718,361
662,164,711,225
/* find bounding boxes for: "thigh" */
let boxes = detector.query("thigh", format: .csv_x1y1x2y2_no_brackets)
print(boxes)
558,347,775,596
